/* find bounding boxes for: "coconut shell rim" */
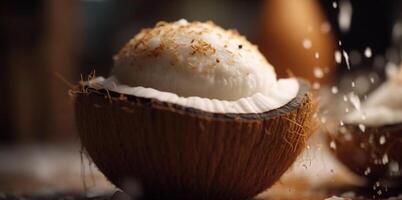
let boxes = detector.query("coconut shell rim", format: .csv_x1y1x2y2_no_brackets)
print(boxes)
72,78,311,121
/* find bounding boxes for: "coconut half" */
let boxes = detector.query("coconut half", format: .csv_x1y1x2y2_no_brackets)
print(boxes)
73,19,315,199
328,66,402,181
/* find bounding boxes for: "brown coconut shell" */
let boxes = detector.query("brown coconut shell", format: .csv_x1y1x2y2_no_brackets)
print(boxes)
72,79,315,200
327,123,402,181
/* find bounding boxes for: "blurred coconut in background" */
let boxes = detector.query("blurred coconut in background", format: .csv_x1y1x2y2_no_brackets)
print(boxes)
259,0,336,85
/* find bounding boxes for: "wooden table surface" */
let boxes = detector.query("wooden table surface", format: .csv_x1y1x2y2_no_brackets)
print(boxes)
0,140,401,200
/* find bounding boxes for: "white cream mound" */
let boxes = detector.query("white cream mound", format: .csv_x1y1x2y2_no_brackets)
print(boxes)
92,19,300,114
345,66,402,126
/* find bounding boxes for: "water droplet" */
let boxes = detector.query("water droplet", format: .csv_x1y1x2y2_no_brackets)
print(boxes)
335,51,342,63
379,135,386,145
313,67,324,79
331,86,339,94
302,39,312,49
358,124,366,132
364,47,372,58
330,140,337,149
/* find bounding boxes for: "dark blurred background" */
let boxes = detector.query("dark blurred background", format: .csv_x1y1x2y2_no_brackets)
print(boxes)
0,0,401,143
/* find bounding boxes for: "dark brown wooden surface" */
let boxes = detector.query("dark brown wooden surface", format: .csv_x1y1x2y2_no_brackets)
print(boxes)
0,144,401,200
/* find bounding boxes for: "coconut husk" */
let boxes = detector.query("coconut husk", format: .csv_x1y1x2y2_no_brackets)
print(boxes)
72,79,315,200
328,123,402,182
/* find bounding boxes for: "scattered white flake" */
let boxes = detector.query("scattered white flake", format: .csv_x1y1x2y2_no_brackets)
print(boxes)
339,120,344,126
375,181,381,187
364,167,371,175
335,50,342,63
358,124,365,132
379,135,386,145
321,116,327,124
330,140,337,149
348,92,361,111
331,86,339,94
392,22,402,41
332,1,338,8
377,190,382,195
343,95,348,102
342,50,351,70
345,108,349,113
364,47,372,58
351,81,355,87
338,40,343,46
386,62,398,79
389,161,399,173
313,67,324,79
338,0,353,33
382,154,389,164
302,39,312,49
321,22,331,33
315,52,320,59
313,82,320,90
370,77,375,83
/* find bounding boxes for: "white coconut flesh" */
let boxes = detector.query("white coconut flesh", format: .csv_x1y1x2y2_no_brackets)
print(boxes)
88,19,300,114
344,66,402,126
